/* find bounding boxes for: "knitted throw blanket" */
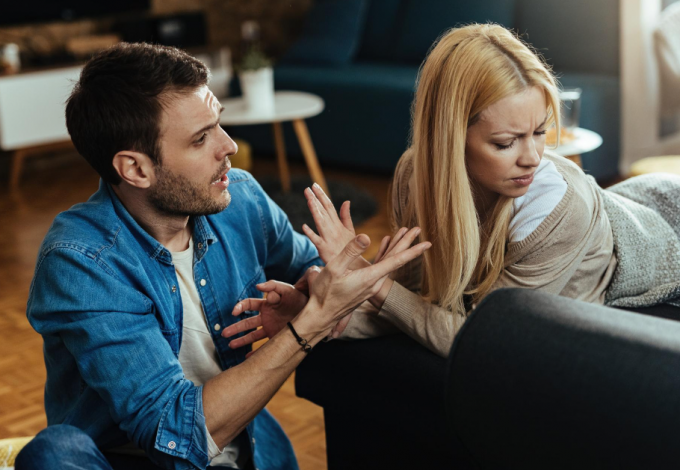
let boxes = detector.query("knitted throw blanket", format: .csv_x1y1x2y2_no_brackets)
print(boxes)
600,173,680,308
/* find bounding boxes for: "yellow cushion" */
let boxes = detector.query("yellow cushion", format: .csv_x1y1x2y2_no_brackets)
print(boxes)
0,436,33,467
629,155,680,177
230,138,252,172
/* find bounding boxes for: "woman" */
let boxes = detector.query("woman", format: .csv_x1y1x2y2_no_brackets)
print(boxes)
300,23,680,357
226,23,680,358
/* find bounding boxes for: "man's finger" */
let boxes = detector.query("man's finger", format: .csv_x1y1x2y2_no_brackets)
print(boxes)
305,266,322,289
327,234,370,275
258,280,296,296
266,291,281,305
231,298,264,316
294,268,314,294
222,315,263,337
228,328,267,349
339,200,354,232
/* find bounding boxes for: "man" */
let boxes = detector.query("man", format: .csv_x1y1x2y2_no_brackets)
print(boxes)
16,43,428,470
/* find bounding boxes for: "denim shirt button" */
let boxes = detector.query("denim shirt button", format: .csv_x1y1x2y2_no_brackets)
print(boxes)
171,285,177,293
214,323,220,331
252,438,256,445
168,441,176,449
197,242,203,250
200,279,207,286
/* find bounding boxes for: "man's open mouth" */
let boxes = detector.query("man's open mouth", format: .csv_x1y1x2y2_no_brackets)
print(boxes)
212,173,229,185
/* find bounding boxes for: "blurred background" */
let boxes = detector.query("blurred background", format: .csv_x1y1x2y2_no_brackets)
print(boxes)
0,1,679,469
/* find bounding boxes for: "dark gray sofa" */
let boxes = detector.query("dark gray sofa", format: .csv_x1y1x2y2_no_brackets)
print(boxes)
232,0,620,181
296,289,680,469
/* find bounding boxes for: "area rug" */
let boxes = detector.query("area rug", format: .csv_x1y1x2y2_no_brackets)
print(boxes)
256,175,378,233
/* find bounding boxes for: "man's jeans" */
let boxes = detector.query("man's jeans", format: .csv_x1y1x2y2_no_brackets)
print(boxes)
15,425,252,470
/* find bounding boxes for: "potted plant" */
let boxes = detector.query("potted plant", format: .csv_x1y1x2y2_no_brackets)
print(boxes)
237,43,274,114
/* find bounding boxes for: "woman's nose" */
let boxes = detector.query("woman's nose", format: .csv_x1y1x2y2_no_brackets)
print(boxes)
518,137,542,167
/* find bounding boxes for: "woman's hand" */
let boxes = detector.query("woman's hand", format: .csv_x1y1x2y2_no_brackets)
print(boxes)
303,183,367,269
367,226,422,310
297,232,431,340
221,281,309,354
326,226,424,337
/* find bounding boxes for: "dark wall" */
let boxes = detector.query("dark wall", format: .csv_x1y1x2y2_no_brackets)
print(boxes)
515,0,619,77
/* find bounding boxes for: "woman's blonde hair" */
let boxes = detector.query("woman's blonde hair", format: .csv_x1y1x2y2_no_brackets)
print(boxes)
404,23,560,315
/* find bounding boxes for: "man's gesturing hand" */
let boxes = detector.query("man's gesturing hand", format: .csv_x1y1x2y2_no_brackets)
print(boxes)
222,281,308,352
299,232,431,339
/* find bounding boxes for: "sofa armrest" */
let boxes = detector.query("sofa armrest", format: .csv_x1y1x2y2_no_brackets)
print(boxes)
296,334,475,470
449,289,680,469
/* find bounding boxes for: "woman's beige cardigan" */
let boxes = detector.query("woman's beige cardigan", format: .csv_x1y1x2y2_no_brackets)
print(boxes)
342,150,618,357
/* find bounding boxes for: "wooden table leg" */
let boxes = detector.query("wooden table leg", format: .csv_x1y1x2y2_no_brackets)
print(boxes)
292,119,329,196
272,122,291,192
9,149,28,194
565,154,582,168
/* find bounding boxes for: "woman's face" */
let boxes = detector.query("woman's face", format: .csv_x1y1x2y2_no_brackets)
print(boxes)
466,86,548,210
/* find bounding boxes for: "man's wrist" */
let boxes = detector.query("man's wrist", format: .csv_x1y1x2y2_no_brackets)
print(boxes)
290,300,332,348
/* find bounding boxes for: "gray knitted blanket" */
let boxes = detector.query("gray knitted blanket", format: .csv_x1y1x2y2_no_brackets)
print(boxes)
601,173,680,308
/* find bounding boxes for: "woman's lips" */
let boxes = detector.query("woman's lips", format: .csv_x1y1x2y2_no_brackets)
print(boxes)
511,173,534,186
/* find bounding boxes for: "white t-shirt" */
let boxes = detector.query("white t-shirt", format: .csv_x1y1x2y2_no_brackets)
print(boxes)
508,158,568,243
172,238,247,468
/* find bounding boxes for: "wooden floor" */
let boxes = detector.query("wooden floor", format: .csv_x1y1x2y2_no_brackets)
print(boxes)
0,150,392,470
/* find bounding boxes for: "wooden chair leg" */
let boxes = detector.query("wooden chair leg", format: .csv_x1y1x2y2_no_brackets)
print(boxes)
272,122,291,192
292,119,330,197
9,149,28,193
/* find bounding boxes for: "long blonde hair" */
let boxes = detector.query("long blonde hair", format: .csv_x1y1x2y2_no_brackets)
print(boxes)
405,24,560,315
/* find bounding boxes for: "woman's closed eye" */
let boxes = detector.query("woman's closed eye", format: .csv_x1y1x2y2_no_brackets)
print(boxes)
495,139,516,150
495,130,547,150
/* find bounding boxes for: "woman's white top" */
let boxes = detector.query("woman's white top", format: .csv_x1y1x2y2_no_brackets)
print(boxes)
508,158,568,243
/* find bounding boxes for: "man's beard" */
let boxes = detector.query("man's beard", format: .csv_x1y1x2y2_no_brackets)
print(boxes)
147,163,231,217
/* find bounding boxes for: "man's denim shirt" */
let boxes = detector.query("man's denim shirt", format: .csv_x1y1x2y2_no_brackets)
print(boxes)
27,169,321,469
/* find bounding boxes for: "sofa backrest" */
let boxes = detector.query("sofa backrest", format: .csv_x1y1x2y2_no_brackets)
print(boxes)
356,0,516,64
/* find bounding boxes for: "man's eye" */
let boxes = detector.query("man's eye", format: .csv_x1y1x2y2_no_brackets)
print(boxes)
535,130,547,136
196,133,207,144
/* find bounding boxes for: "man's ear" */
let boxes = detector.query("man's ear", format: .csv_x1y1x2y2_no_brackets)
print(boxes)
112,150,155,188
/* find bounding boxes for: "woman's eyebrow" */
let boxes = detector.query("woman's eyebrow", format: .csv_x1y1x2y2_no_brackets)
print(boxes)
491,115,549,136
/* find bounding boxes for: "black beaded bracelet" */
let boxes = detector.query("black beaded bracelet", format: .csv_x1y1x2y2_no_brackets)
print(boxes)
287,322,312,353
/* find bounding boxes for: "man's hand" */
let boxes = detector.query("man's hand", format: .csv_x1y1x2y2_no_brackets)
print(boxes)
222,281,308,353
302,183,368,270
294,231,431,341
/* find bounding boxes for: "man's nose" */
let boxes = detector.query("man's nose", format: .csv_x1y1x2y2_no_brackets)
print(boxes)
218,128,238,159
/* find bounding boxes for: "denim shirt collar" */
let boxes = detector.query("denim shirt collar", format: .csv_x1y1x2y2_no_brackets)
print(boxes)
101,180,218,265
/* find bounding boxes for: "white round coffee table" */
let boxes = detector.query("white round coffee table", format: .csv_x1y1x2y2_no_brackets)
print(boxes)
219,91,328,194
552,127,603,167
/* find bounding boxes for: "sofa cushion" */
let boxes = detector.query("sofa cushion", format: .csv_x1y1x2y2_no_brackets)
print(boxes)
393,0,516,64
227,62,420,172
280,0,369,65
